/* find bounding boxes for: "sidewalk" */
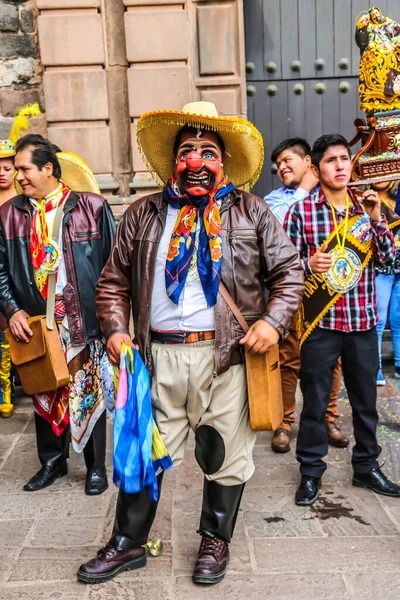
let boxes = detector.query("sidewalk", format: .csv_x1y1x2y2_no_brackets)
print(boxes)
1,367,400,600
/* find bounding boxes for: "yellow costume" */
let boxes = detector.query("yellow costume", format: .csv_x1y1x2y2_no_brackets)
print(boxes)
356,7,400,113
0,104,41,417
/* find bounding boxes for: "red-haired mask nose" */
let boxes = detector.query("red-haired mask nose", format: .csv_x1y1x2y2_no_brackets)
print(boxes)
185,151,203,172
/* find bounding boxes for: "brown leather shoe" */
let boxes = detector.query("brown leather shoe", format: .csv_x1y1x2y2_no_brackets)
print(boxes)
192,534,229,584
271,428,291,453
326,422,350,448
77,543,146,583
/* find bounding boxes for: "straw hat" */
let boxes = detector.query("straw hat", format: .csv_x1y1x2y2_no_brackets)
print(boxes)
55,151,100,194
14,151,100,195
0,140,15,159
137,102,264,190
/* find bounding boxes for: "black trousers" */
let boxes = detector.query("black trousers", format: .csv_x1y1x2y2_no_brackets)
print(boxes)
296,326,381,478
34,409,107,471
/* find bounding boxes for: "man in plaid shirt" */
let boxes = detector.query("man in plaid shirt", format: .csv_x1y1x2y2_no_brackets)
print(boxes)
284,133,400,505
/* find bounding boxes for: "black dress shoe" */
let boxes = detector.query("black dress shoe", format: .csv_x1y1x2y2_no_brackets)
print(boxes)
295,475,321,506
85,467,108,496
77,543,146,584
353,467,400,497
23,462,68,492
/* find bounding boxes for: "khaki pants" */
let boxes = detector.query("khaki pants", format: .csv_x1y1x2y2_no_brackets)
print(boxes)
278,318,342,432
151,341,257,485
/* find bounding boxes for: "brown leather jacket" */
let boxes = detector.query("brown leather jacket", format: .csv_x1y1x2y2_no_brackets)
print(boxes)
96,189,304,375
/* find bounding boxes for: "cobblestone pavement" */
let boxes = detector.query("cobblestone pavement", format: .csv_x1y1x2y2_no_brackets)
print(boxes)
1,360,400,600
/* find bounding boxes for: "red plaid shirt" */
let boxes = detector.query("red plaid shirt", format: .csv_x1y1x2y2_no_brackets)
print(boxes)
283,187,396,332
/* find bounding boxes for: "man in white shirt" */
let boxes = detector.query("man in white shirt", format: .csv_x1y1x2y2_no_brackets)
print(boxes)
78,102,304,586
264,138,347,453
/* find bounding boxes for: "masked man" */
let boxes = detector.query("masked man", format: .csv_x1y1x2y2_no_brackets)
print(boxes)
0,134,116,494
284,133,400,505
78,102,304,585
264,137,347,452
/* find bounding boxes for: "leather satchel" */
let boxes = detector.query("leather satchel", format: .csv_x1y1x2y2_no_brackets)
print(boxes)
8,315,69,395
219,283,283,431
7,198,70,395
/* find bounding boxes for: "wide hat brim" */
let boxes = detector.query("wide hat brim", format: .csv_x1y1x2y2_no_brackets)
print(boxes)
15,151,100,195
136,109,264,190
0,140,15,159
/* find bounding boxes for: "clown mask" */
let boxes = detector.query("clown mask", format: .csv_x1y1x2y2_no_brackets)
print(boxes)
174,130,225,197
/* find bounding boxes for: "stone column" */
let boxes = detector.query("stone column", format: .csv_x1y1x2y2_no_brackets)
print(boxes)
100,0,133,197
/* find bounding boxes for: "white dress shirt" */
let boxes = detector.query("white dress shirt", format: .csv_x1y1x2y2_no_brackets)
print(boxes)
150,204,215,332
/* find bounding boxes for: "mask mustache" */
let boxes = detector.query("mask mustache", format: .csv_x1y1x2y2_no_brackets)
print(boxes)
181,169,216,191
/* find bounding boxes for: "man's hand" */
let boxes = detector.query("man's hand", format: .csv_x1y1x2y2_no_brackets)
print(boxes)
9,310,33,343
361,189,382,222
106,332,137,366
309,242,332,273
239,320,279,355
299,169,319,193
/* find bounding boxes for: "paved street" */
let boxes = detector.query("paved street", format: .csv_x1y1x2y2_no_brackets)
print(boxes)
1,358,400,600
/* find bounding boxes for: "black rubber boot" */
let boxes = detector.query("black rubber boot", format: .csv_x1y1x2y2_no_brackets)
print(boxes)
199,479,245,543
110,472,164,548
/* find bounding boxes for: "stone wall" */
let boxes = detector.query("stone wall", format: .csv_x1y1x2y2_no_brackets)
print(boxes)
1,0,246,217
0,0,46,140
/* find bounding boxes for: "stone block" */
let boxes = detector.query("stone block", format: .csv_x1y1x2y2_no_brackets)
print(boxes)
0,57,40,87
32,516,100,547
0,488,110,520
1,582,87,599
124,0,183,4
128,64,190,117
0,3,19,32
0,433,18,466
346,573,400,600
87,580,172,600
199,86,241,116
44,68,108,122
175,574,348,600
0,33,37,58
0,519,34,549
0,410,31,436
244,508,324,538
125,9,188,63
197,4,238,75
48,123,112,173
252,537,400,573
37,0,100,7
21,5,37,34
38,12,104,66
0,117,14,139
0,88,41,117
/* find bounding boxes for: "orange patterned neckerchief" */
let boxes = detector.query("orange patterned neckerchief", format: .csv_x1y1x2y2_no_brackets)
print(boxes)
30,182,70,298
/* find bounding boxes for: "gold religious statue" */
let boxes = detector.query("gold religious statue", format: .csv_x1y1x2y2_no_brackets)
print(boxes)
356,6,400,114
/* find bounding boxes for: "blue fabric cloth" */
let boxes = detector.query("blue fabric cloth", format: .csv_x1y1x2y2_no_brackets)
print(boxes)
162,180,234,307
396,185,400,216
263,186,313,225
113,347,171,501
375,273,400,368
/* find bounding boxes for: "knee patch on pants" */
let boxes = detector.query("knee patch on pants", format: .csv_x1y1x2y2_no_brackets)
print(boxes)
195,425,225,475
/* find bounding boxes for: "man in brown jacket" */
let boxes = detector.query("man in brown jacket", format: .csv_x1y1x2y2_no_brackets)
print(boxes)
78,102,304,586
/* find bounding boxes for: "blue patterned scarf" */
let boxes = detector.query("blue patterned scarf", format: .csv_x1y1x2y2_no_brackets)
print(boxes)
163,177,234,307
